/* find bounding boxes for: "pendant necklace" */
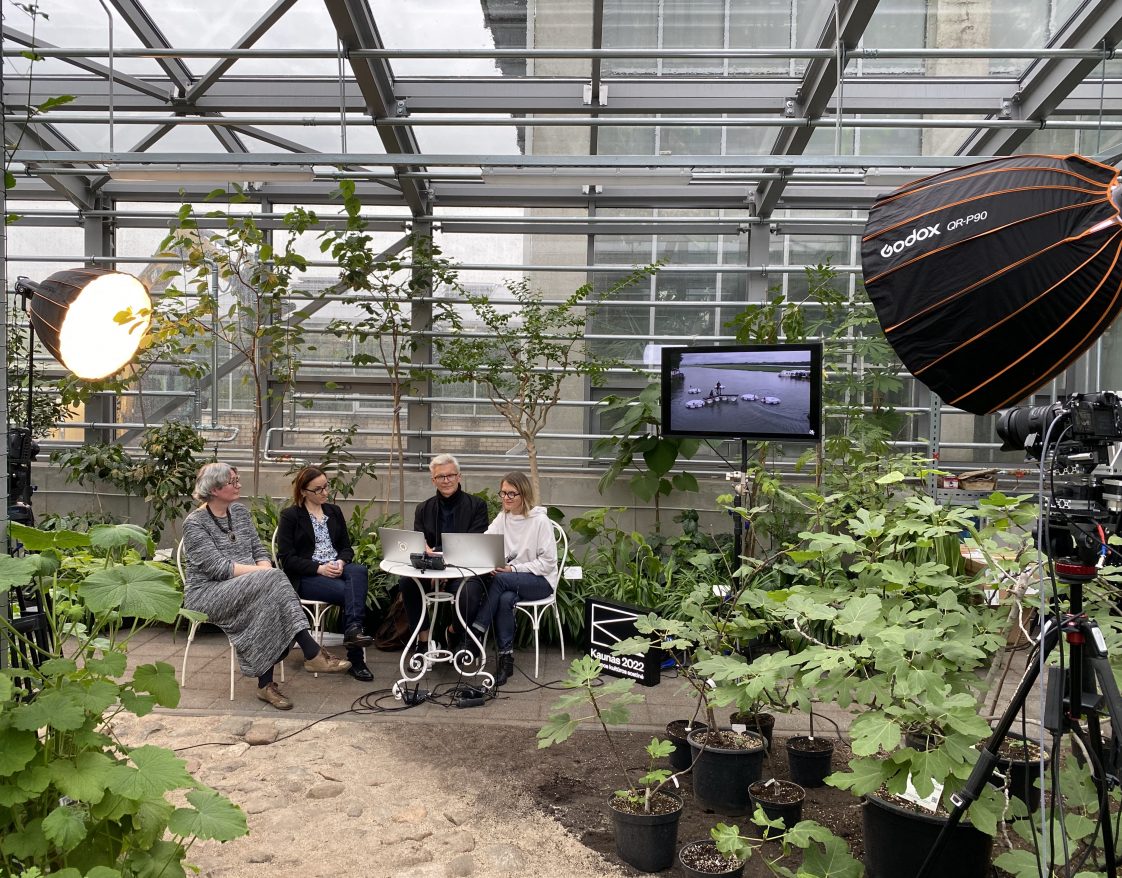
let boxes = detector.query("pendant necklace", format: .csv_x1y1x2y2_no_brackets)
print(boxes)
206,506,237,542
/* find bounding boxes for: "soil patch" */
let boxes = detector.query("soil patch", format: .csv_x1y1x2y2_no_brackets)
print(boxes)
411,725,863,877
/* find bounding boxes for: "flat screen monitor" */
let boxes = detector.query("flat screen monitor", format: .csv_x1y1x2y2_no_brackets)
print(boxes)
660,343,823,442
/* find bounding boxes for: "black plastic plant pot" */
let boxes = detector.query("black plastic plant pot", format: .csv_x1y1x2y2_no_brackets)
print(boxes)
666,720,708,772
748,779,805,831
609,792,683,873
863,792,994,878
687,728,766,816
729,711,775,750
785,736,835,788
678,840,746,878
989,732,1050,814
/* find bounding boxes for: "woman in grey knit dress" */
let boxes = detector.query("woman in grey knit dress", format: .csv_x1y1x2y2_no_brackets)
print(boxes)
182,462,350,710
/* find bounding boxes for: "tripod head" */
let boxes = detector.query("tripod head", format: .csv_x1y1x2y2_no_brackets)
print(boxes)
997,392,1122,573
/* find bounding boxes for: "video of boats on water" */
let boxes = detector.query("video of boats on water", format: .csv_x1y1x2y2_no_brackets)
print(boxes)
661,345,820,441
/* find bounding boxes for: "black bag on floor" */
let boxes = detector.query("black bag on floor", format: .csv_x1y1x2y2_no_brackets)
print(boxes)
372,592,410,651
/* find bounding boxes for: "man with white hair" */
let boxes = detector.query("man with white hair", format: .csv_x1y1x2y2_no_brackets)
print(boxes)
402,453,489,654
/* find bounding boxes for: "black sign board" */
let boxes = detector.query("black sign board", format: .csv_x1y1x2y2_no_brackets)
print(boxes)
584,597,661,687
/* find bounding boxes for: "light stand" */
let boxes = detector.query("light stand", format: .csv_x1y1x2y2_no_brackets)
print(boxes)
914,565,1122,878
6,286,38,526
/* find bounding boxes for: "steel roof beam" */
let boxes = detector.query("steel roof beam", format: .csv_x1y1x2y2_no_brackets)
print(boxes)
226,124,321,154
108,0,193,93
210,123,248,153
324,0,428,215
2,26,169,100
14,73,1122,117
5,124,93,209
183,0,298,105
959,0,1122,155
10,148,990,169
754,0,881,219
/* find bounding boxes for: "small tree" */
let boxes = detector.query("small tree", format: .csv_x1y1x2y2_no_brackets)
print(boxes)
153,190,319,495
318,182,462,519
437,266,657,497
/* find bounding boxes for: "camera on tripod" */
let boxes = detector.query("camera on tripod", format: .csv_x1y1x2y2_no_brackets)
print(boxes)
409,552,446,571
996,391,1122,571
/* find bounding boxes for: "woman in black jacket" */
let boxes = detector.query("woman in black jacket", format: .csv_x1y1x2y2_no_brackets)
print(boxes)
276,466,374,682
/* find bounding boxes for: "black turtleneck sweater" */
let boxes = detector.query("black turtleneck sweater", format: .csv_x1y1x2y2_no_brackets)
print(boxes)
412,487,489,550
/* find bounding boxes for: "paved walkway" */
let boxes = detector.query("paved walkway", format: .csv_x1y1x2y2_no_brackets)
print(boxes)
130,625,865,734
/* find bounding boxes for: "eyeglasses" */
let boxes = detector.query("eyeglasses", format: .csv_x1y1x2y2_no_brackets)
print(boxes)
433,473,459,482
225,478,241,488
306,484,329,495
499,490,521,499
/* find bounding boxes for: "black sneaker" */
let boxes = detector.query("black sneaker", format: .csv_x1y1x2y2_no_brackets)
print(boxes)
344,626,374,649
347,663,373,683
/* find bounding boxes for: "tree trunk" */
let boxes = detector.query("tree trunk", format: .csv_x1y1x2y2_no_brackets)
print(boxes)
526,437,540,503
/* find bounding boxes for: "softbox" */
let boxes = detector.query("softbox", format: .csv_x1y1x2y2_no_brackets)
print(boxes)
862,154,1122,414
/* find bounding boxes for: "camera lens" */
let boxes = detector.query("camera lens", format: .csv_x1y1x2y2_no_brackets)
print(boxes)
995,403,1064,453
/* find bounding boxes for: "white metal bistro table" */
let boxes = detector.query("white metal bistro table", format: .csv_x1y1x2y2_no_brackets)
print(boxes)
380,559,494,696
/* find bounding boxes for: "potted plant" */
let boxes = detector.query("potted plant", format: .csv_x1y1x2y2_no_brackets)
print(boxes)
746,778,805,831
619,579,779,816
793,566,1007,877
785,707,836,788
770,479,1040,877
678,817,863,878
538,655,685,872
0,522,248,876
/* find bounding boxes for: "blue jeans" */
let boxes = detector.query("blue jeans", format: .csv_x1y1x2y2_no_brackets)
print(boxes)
298,562,368,664
472,571,551,653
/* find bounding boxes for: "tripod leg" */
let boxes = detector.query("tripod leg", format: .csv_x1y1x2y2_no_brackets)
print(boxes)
914,617,1062,878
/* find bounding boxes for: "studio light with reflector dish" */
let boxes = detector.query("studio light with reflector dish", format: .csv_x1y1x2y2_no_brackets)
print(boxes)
7,267,151,519
862,153,1122,415
15,267,152,380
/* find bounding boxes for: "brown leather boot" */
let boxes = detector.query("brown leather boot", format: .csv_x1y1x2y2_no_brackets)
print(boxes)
304,648,351,674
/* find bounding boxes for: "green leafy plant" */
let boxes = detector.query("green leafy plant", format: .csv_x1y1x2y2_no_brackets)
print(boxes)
51,423,206,543
538,655,681,812
773,489,1038,834
436,265,658,498
0,521,247,876
591,380,699,532
704,818,863,877
6,315,74,437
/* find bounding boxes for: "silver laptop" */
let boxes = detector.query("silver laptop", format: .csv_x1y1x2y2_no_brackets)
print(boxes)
378,527,427,563
442,532,507,569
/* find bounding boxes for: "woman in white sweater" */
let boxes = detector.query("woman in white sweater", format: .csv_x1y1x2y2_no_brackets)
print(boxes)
469,471,558,686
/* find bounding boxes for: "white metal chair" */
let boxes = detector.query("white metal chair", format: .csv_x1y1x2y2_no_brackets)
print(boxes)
176,538,282,701
271,526,363,676
513,519,577,678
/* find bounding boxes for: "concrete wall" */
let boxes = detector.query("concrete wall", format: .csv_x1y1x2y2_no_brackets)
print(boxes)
25,463,738,553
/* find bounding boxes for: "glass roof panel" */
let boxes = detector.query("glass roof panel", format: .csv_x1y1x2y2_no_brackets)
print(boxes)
372,0,514,78
41,114,163,152
3,0,169,76
414,122,522,156
148,0,266,52
211,0,339,76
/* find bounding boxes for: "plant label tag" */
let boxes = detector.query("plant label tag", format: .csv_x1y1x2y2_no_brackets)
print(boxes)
900,775,942,813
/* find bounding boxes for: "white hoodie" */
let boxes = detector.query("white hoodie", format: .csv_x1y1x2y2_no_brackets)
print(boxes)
485,505,559,590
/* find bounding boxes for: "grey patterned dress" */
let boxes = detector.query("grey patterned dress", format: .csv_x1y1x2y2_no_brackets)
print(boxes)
182,502,309,677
